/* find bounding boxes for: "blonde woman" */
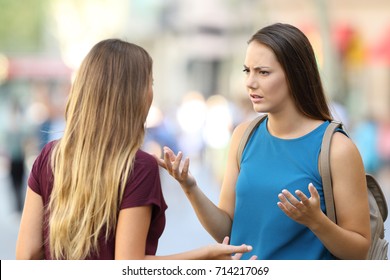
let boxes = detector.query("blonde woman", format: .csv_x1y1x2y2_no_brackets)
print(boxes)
16,39,253,260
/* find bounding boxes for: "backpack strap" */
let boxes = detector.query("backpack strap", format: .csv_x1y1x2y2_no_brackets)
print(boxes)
237,114,267,170
321,122,389,222
320,121,345,224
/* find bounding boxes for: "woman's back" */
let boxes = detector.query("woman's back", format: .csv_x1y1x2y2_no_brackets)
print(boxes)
28,141,167,259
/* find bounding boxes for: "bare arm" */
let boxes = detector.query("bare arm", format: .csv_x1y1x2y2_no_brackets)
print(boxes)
15,192,253,260
146,236,254,260
115,206,254,260
156,149,231,242
115,206,152,259
277,132,370,259
218,122,250,222
16,187,44,259
315,132,370,259
156,121,251,242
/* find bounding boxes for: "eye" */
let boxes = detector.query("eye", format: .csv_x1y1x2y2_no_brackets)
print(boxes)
259,70,269,75
242,67,249,74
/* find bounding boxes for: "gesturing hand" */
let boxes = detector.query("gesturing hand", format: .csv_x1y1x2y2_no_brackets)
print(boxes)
277,183,323,227
209,236,257,260
155,146,197,190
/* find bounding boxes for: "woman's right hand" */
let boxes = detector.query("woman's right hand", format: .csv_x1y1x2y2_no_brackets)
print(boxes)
155,146,197,190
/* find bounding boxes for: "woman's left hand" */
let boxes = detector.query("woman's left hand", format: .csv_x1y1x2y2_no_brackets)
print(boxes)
208,236,257,260
277,183,323,227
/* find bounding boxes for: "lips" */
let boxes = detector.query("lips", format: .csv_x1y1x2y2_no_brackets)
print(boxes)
250,94,263,103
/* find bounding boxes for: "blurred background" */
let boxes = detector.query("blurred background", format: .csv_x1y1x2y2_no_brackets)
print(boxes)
0,0,389,259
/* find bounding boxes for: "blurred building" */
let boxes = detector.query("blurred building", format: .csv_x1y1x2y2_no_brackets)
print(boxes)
1,0,390,185
1,0,390,121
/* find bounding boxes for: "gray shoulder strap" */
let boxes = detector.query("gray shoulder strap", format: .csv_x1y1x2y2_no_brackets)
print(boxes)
320,121,344,223
237,114,267,170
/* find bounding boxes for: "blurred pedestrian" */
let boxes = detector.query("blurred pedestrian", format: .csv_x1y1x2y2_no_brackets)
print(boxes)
16,39,253,260
158,23,370,260
5,100,28,213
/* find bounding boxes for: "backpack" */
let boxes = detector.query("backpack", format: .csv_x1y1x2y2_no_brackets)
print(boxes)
321,121,388,259
237,114,389,260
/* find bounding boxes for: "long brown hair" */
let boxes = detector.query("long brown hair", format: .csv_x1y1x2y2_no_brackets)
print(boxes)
249,23,332,121
48,39,153,259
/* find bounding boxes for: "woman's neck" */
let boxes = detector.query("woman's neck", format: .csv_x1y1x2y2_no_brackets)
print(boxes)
266,113,323,139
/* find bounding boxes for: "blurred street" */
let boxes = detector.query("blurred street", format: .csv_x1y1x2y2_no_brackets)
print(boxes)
0,169,21,260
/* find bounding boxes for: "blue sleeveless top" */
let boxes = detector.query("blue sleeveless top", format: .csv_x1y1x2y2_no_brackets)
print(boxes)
230,117,334,260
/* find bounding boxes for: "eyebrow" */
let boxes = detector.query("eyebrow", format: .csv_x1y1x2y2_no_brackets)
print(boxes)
243,65,271,70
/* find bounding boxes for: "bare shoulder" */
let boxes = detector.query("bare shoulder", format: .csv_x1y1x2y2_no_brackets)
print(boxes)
231,115,265,143
329,131,366,191
330,131,363,163
329,131,369,241
227,121,252,162
232,120,252,139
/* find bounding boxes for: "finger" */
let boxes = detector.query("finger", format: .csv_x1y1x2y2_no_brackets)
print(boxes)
245,244,253,252
278,192,294,211
281,189,300,206
295,190,310,206
181,157,190,177
308,183,319,199
277,195,296,217
163,146,176,162
163,146,173,154
277,201,289,214
277,193,289,206
172,151,183,176
153,154,166,167
222,236,230,245
231,244,252,254
231,252,242,260
249,255,258,260
281,189,309,212
163,150,173,172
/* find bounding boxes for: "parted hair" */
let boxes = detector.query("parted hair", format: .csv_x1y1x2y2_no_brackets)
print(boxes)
249,23,332,121
48,39,153,259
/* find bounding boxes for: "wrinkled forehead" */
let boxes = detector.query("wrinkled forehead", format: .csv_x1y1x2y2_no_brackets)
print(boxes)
244,41,279,67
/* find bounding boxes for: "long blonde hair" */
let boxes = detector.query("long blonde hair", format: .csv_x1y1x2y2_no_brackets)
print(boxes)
48,39,153,259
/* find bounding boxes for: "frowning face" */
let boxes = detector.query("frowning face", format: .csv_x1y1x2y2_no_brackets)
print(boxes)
244,41,293,115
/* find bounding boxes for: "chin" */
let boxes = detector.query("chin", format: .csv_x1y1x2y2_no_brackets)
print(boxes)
252,104,267,114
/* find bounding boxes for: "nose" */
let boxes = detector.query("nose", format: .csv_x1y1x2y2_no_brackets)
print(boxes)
246,74,258,90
